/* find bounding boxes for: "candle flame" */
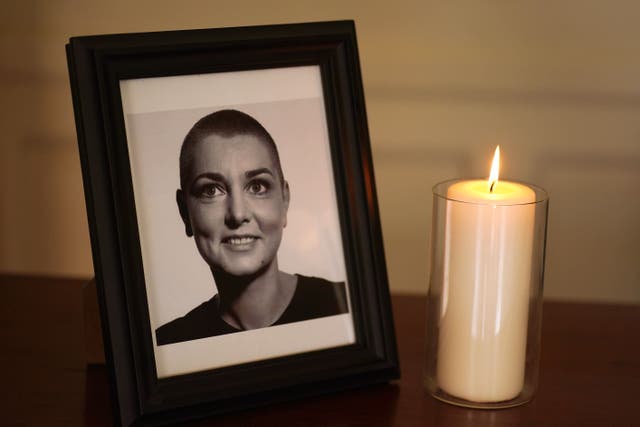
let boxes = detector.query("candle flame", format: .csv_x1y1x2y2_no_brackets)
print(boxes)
488,146,500,192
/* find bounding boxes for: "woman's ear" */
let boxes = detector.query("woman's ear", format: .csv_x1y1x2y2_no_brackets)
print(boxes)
282,181,290,228
176,189,193,237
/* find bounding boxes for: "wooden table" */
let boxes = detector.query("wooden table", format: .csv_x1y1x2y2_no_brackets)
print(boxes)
1,275,639,426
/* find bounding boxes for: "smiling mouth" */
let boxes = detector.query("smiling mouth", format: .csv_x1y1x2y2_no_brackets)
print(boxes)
222,236,258,246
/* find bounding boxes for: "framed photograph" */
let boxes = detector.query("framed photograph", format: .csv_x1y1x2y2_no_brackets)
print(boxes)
67,21,398,426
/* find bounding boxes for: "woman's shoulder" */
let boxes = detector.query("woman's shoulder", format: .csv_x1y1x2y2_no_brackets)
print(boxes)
277,274,348,322
295,274,347,301
155,295,237,345
295,274,345,288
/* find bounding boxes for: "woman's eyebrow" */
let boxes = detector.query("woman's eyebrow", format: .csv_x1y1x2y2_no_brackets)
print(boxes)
245,168,274,179
191,172,228,186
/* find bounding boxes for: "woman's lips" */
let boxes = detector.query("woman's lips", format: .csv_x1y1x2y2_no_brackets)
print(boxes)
225,236,257,245
222,235,259,250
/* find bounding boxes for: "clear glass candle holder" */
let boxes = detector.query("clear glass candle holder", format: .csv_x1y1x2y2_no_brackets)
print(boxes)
424,179,549,409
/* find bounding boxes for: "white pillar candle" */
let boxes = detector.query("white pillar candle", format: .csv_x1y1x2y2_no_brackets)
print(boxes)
437,150,535,403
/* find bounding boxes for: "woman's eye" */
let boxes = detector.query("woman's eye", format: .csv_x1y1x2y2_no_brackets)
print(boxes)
199,184,224,198
247,181,269,195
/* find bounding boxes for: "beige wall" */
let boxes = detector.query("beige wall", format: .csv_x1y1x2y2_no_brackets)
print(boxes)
2,1,639,303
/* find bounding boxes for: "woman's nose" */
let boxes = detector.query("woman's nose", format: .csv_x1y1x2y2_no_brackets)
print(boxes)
224,193,250,228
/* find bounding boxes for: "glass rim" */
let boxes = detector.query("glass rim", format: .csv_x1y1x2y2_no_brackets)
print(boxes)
432,178,549,207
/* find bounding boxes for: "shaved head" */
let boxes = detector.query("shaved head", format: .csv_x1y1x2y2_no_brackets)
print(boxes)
179,109,284,190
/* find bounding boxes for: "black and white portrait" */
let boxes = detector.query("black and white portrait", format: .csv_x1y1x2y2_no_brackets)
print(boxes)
120,66,355,377
156,108,348,344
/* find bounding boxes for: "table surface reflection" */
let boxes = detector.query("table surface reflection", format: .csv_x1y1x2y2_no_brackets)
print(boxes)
1,274,638,426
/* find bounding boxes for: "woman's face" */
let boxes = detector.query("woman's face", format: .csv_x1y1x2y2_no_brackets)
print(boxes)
179,133,289,277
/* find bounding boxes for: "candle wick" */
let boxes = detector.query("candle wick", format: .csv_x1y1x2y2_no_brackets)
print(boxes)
490,181,495,193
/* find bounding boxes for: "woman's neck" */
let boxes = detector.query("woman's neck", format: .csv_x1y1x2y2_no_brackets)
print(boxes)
213,263,297,330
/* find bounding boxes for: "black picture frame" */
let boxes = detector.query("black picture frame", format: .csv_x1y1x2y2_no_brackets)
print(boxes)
67,20,398,427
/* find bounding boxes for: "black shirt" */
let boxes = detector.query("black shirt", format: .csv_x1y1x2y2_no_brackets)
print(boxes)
156,275,348,346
